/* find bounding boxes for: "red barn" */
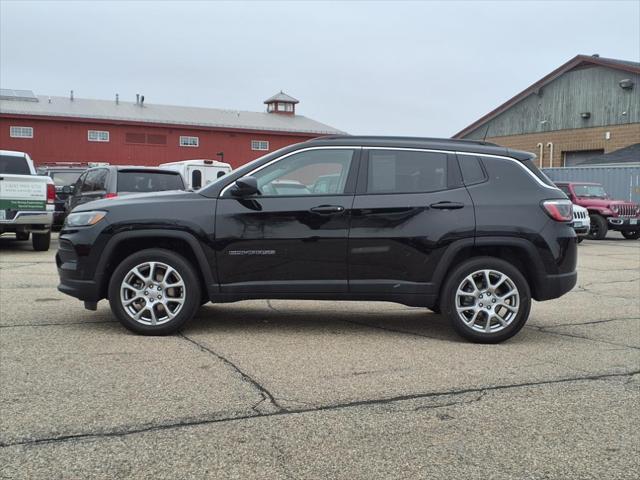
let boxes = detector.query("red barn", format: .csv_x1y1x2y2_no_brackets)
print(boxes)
0,90,343,168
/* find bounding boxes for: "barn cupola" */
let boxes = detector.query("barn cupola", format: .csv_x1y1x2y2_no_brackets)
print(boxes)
264,91,299,115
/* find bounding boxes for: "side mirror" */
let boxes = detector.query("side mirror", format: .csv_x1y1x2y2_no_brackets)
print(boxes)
62,185,73,194
231,176,259,196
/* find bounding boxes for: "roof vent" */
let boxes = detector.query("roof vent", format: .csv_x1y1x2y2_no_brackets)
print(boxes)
70,90,74,101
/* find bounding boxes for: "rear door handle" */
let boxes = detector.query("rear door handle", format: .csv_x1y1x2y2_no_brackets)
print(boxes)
310,205,345,215
430,201,464,210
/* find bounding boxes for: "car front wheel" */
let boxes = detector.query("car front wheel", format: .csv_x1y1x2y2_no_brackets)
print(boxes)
588,215,607,240
108,248,201,335
441,257,531,343
32,231,51,251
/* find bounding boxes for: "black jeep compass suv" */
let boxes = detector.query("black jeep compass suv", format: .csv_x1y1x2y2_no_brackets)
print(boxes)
57,136,577,343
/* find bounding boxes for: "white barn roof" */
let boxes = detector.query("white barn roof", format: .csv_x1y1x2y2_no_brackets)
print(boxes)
0,93,343,135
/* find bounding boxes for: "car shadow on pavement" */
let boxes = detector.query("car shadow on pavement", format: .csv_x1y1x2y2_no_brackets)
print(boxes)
183,302,460,342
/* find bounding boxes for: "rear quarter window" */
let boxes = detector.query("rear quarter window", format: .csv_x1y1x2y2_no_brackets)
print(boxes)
458,155,486,185
117,171,185,193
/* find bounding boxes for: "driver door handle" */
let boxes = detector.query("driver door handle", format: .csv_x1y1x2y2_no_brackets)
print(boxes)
310,205,345,215
430,201,464,210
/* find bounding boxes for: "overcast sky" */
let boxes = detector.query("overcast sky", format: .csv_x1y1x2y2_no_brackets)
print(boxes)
1,0,639,137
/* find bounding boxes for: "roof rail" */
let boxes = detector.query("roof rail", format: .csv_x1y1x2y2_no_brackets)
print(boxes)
315,135,498,147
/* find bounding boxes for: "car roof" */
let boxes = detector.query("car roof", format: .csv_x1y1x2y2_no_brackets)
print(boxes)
305,135,535,161
84,165,181,174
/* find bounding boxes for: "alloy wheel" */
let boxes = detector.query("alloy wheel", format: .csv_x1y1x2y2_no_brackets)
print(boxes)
455,269,520,333
120,261,186,326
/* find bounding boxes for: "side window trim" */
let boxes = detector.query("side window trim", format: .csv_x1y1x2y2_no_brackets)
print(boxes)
220,146,362,198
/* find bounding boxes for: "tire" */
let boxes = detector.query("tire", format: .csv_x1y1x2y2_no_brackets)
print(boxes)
587,215,607,240
108,248,202,335
32,231,51,251
16,232,30,241
621,230,640,240
441,257,531,343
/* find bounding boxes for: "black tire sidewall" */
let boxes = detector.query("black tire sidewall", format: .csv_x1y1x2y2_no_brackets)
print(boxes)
621,231,640,240
588,215,607,240
442,257,531,343
32,231,51,251
108,248,201,335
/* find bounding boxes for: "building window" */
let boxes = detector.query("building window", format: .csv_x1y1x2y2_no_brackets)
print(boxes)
179,136,199,147
251,140,269,151
285,103,293,112
10,126,33,138
88,130,109,142
277,103,286,112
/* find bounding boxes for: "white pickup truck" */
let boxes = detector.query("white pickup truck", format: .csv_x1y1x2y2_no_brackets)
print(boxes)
0,150,55,251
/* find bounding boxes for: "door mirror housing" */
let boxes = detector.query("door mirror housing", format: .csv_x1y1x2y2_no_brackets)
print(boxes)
231,176,259,196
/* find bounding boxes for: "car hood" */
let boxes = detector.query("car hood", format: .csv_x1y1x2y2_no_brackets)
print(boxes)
73,190,199,212
575,198,636,208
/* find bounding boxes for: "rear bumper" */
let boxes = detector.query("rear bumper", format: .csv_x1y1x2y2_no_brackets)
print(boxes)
0,211,53,233
535,271,577,300
607,217,640,231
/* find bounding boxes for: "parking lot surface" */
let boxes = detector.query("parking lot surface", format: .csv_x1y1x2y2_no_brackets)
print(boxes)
1,234,639,479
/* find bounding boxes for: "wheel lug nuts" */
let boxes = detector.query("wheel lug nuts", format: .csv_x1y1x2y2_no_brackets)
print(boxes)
487,306,492,310
157,295,162,299
479,295,483,299
492,299,496,303
157,286,162,291
479,303,483,307
144,291,148,295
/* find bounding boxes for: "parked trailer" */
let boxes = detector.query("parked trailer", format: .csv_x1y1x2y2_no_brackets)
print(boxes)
159,159,232,190
543,165,640,204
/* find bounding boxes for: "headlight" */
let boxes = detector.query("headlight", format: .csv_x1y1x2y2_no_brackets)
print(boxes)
65,211,107,227
611,205,619,214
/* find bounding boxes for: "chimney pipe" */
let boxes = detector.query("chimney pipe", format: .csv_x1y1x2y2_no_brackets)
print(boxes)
115,93,119,105
136,93,140,105
70,90,74,101
140,95,144,106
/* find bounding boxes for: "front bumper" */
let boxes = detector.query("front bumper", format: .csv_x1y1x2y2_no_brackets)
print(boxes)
608,217,640,231
571,220,590,236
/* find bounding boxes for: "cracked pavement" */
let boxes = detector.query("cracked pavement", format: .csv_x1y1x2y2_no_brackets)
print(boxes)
1,234,639,479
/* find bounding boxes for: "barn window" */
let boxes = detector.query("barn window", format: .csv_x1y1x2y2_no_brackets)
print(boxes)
10,126,33,138
88,130,109,142
179,136,199,147
251,140,269,151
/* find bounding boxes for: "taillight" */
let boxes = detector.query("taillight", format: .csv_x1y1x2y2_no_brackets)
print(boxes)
105,193,118,199
46,184,55,204
542,199,573,222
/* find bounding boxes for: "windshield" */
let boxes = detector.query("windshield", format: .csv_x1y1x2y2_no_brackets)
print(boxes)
573,184,608,199
0,155,30,175
51,171,83,186
117,171,185,193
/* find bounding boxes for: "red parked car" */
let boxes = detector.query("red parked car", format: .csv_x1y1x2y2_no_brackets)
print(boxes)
555,182,640,240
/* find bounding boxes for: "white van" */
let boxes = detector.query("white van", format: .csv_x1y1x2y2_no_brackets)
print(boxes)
159,159,232,190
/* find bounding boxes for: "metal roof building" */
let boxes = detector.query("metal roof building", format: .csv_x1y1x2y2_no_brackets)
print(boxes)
0,90,344,167
454,55,640,167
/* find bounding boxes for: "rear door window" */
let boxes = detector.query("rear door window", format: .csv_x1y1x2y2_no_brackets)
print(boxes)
366,150,447,194
117,171,185,193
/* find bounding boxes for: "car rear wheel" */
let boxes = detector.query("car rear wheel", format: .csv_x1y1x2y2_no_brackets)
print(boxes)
587,214,607,240
32,231,51,251
108,249,201,335
441,257,531,343
621,230,640,240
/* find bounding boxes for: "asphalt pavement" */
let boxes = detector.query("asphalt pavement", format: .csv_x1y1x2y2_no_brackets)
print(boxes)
1,233,638,479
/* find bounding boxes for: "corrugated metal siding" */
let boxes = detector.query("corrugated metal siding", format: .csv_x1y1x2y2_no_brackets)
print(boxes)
465,65,640,139
543,166,640,203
